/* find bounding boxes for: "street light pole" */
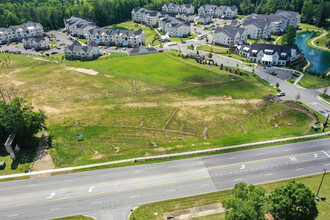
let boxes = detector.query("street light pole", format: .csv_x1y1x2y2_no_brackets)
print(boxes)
315,169,327,201
322,114,329,132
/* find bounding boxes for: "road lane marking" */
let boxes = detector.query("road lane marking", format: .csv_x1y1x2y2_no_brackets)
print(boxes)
88,186,95,193
296,168,304,171
7,214,18,217
240,165,245,169
257,153,264,155
51,208,62,211
167,189,176,192
289,157,297,161
323,151,330,158
324,164,330,166
0,175,209,210
91,201,102,205
234,178,243,181
201,184,209,187
130,195,140,198
134,170,142,173
27,184,37,187
0,151,323,200
314,154,318,158
46,193,55,199
265,173,274,176
228,157,236,159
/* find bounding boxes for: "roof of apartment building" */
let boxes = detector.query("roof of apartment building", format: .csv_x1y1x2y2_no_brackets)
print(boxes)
214,25,245,38
238,43,301,59
132,7,151,13
130,45,157,55
199,4,237,12
243,14,270,29
276,10,299,18
160,15,190,27
199,4,218,11
88,27,143,37
64,17,96,28
66,41,99,54
163,3,194,9
22,36,47,44
0,21,43,33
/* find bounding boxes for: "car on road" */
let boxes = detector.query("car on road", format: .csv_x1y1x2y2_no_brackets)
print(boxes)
158,49,164,53
182,41,186,43
277,92,286,97
115,47,119,50
123,47,126,51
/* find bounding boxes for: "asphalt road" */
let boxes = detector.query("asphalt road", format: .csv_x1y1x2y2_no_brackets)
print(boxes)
0,138,329,220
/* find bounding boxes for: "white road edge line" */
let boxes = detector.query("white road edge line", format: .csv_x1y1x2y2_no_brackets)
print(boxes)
323,151,330,158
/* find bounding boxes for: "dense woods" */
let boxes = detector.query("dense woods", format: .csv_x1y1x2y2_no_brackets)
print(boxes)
0,0,329,30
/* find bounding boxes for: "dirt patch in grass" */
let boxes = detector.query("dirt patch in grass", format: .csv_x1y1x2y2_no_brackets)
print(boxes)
66,67,99,75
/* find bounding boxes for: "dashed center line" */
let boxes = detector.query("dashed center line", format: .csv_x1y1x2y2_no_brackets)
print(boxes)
130,195,140,199
167,189,176,192
7,214,18,218
51,208,62,211
201,184,209,187
234,178,243,181
265,173,274,176
91,201,102,205
296,168,304,171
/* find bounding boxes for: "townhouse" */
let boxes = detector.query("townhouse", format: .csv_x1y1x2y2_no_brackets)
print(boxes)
64,17,97,38
86,27,144,47
161,3,195,15
131,7,160,27
198,15,212,25
0,21,44,44
214,25,247,46
22,37,49,50
64,41,100,61
158,15,190,37
243,10,299,39
198,4,238,19
238,43,301,66
176,13,194,23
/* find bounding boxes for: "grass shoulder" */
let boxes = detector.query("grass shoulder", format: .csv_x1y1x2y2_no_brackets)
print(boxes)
320,94,330,103
51,215,94,220
130,173,330,220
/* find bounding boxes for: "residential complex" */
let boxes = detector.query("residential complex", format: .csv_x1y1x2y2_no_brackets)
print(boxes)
238,44,301,66
64,17,97,38
214,25,247,46
198,4,238,19
0,21,44,44
86,27,144,47
198,15,212,25
22,37,49,51
132,7,190,37
243,10,299,39
161,3,195,15
64,41,100,61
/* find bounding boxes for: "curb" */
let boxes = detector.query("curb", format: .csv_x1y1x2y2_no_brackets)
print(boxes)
1,132,329,180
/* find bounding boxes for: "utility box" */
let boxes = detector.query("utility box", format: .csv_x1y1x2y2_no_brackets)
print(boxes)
312,125,320,131
0,161,6,169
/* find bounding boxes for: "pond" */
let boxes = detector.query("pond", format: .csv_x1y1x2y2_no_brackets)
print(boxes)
295,32,330,73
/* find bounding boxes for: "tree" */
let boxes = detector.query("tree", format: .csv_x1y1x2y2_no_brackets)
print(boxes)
222,182,268,220
276,82,280,88
323,87,328,95
0,98,47,148
296,93,301,101
301,0,315,24
282,25,297,45
208,52,213,58
269,181,318,220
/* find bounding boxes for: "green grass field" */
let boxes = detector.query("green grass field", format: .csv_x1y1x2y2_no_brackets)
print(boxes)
130,173,330,220
196,45,228,54
320,94,330,103
107,21,159,45
0,51,321,170
52,215,93,220
299,74,330,89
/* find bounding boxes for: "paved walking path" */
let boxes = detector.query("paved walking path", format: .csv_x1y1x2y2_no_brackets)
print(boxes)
311,31,330,51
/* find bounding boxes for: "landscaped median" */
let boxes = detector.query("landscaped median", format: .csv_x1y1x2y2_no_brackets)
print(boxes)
0,132,329,180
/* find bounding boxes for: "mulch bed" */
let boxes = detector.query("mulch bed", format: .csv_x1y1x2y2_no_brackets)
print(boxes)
283,101,318,124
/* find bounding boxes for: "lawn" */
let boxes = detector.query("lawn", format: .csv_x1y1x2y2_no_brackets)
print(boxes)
169,33,197,42
220,53,250,63
299,74,330,89
107,21,159,45
247,38,274,45
0,52,320,170
320,94,330,103
130,173,330,220
196,44,228,54
298,22,324,33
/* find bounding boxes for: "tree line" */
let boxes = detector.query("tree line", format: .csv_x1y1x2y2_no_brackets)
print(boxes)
0,0,329,31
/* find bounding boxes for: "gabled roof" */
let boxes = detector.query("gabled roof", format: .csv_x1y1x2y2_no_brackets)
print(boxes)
130,45,157,54
66,41,99,54
214,25,245,38
276,10,299,18
239,43,301,59
199,4,218,11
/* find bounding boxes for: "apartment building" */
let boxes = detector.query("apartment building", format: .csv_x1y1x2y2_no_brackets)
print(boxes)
198,4,238,19
64,17,97,38
161,3,195,15
214,25,247,46
22,37,49,50
64,41,100,61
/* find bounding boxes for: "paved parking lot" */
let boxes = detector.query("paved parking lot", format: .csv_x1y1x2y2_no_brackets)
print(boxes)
256,66,297,81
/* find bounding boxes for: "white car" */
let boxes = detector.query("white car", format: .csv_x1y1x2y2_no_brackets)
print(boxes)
277,92,286,97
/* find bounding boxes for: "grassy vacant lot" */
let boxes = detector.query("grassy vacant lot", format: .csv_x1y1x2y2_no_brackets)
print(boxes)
107,21,160,45
299,74,330,89
196,44,228,54
130,173,330,220
0,52,319,169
